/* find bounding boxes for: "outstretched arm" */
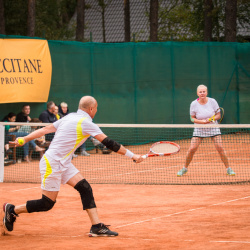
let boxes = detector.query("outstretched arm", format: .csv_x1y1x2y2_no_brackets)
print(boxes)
94,133,143,163
10,124,57,147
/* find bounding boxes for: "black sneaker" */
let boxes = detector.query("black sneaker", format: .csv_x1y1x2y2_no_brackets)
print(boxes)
89,223,118,237
3,203,18,232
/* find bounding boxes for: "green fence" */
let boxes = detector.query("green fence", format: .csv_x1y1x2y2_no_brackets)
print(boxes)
0,36,250,124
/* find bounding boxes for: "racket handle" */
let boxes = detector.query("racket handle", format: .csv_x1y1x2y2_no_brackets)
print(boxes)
133,154,147,162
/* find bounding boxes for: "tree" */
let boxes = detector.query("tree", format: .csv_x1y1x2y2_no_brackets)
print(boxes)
98,0,112,43
225,0,237,42
0,0,5,34
27,0,36,37
35,0,76,40
150,0,158,41
204,0,213,41
151,0,182,41
76,0,85,41
124,0,130,42
4,0,27,36
2,0,250,42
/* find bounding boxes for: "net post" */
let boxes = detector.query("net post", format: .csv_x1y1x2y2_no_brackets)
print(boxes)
0,124,4,182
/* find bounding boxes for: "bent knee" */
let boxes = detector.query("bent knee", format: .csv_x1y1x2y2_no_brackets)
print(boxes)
26,195,56,213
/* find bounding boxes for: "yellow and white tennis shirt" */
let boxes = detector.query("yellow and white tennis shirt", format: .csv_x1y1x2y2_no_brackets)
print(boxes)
45,109,103,164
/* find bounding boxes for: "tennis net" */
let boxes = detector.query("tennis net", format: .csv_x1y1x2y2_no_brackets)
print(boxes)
1,122,250,185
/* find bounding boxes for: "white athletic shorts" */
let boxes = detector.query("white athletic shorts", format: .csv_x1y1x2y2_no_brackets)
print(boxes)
39,154,79,191
193,127,221,137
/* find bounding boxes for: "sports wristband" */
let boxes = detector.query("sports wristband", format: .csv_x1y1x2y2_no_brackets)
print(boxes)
125,149,134,159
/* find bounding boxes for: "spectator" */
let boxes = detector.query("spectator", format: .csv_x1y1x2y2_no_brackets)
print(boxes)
16,104,31,123
3,113,44,162
30,118,50,148
58,102,69,117
39,101,57,123
28,118,50,159
79,143,90,156
54,106,62,120
39,101,57,141
4,135,13,164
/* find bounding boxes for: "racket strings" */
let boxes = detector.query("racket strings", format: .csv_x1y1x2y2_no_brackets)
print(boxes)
151,143,179,154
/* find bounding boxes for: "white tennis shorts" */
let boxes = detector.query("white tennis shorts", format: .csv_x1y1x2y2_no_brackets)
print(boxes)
39,154,79,191
193,127,221,137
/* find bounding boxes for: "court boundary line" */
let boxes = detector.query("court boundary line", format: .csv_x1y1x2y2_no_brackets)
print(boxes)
185,240,250,244
11,186,40,192
115,195,250,228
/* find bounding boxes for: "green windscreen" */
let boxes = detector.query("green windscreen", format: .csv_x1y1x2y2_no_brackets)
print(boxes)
0,36,249,124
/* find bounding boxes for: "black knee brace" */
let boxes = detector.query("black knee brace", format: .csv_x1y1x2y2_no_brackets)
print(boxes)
74,179,96,210
26,194,56,213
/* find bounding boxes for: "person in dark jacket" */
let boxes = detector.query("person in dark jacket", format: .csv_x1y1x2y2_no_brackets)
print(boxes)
58,102,69,117
39,101,57,123
39,101,57,141
16,104,32,123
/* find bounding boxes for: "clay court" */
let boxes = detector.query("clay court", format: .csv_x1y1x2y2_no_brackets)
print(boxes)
1,183,250,250
1,130,250,249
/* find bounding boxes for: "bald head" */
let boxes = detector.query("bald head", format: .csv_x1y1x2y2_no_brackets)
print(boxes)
79,96,98,118
79,96,97,109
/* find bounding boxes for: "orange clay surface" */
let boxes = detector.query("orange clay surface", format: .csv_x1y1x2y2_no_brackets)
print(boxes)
1,183,250,250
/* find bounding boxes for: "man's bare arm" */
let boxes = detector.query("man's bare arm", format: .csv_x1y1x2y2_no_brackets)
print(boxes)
10,124,57,147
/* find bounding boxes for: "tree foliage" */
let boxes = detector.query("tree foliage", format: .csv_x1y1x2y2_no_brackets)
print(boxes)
2,0,250,42
157,0,250,42
4,0,76,40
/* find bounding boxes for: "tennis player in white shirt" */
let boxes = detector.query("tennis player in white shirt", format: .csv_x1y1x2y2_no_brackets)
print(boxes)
177,85,236,177
5,96,143,237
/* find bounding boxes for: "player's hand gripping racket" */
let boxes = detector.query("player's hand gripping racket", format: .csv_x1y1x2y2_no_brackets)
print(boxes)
208,107,224,124
134,141,180,162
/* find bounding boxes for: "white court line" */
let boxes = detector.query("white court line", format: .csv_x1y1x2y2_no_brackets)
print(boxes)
209,196,250,206
185,240,250,244
115,195,250,229
210,240,250,244
11,186,40,192
12,234,85,238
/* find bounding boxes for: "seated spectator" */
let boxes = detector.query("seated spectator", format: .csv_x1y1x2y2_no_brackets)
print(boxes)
16,104,32,123
3,112,45,162
28,118,50,159
54,106,62,120
79,143,90,156
39,101,57,141
58,102,69,117
4,135,13,164
39,101,57,123
30,118,50,148
90,137,112,154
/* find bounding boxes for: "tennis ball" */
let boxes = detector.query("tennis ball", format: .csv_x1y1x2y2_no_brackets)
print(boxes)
18,138,24,146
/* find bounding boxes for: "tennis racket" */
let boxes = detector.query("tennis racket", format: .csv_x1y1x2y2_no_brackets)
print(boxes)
138,141,180,160
208,107,224,124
